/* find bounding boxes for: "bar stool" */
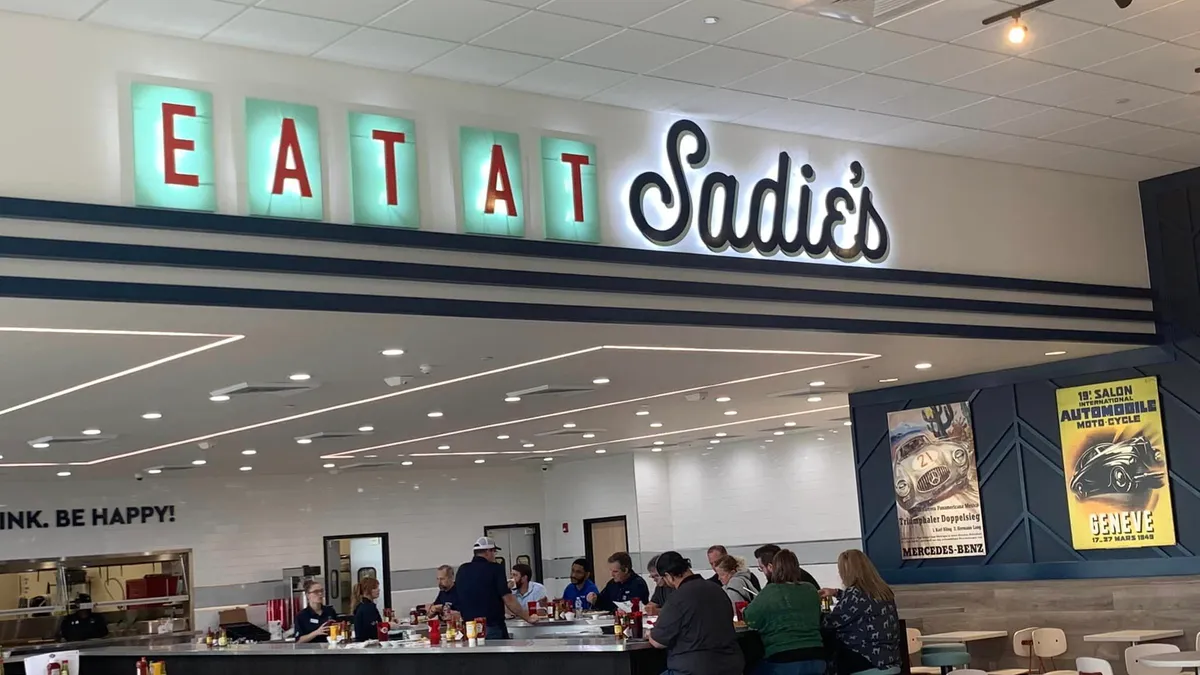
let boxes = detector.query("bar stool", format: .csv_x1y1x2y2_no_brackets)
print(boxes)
1032,628,1074,675
909,628,941,675
990,627,1038,675
923,647,971,675
1126,644,1180,675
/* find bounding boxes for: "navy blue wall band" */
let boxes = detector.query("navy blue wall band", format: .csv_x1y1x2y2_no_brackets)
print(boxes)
0,275,1161,344
0,236,1155,325
883,556,1200,584
0,196,1152,300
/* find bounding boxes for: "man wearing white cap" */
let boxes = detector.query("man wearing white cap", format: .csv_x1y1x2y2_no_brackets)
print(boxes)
455,536,540,639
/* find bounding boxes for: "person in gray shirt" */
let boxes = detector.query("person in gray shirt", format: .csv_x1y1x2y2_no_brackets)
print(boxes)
649,551,744,675
647,554,674,614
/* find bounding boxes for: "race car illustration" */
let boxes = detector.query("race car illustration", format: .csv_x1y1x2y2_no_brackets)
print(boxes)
892,423,973,513
1069,436,1165,500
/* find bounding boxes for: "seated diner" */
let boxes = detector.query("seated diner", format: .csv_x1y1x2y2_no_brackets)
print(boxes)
821,549,902,675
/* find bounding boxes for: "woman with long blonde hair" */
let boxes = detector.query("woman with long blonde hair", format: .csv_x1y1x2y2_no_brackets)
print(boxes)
351,577,382,642
820,550,900,675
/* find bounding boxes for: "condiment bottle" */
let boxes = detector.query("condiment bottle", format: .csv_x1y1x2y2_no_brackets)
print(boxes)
613,611,625,638
629,598,643,639
204,630,213,648
217,629,228,647
59,660,69,675
136,657,149,675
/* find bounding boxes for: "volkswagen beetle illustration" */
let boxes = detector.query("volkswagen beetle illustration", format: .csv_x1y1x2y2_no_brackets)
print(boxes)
1069,436,1165,500
892,423,973,513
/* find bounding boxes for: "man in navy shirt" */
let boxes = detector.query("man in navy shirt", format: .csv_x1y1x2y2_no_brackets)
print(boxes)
592,551,650,611
429,565,460,618
561,558,600,610
454,537,539,639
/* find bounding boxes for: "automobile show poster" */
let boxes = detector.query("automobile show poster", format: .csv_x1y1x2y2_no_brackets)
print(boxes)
1056,376,1176,550
888,402,986,560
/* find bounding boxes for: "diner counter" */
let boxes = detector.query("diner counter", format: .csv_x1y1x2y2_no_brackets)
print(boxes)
54,637,659,656
5,631,194,661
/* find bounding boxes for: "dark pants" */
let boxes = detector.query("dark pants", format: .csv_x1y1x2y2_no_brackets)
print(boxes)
755,659,827,675
485,625,508,640
832,644,874,675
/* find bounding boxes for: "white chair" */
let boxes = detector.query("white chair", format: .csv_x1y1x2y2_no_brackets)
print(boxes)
955,670,989,675
1126,643,1181,675
1195,631,1200,653
1076,657,1113,675
989,627,1038,675
908,628,941,675
1033,628,1076,675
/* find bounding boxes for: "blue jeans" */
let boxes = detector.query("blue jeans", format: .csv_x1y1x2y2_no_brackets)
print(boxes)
754,659,827,675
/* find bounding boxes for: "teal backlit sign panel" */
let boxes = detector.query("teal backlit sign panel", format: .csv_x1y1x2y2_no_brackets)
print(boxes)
245,98,323,220
541,137,599,243
459,127,524,237
130,83,216,212
348,112,419,228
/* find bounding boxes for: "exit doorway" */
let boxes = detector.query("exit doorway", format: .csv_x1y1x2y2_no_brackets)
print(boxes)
483,523,543,582
322,532,391,616
584,516,629,578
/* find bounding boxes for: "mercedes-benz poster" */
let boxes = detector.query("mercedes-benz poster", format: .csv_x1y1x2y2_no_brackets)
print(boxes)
888,402,986,560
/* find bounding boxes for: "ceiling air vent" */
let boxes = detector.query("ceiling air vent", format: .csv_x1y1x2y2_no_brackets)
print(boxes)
793,0,939,25
295,430,375,443
535,428,606,438
770,387,838,399
760,425,812,434
146,465,195,473
210,382,318,398
507,384,596,399
28,435,117,448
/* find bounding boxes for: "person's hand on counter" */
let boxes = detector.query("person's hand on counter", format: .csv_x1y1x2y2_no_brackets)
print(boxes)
585,592,598,606
429,604,443,616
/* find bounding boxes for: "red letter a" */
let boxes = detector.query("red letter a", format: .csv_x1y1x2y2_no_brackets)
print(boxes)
485,144,516,217
272,118,312,197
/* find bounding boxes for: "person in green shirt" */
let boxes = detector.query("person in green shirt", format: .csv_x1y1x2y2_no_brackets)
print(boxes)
742,549,825,675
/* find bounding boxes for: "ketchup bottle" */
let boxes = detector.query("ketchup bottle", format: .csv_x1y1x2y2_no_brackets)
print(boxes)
629,597,643,639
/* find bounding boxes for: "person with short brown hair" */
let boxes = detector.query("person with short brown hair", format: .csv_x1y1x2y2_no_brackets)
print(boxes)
592,551,650,611
821,550,901,675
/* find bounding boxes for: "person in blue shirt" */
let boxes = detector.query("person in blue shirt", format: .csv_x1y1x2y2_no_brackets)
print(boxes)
351,577,382,642
294,580,339,643
454,536,540,639
561,558,600,610
429,565,460,618
593,551,650,611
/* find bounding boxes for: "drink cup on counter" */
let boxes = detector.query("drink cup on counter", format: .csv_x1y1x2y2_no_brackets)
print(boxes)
328,622,340,643
734,601,748,622
428,619,441,646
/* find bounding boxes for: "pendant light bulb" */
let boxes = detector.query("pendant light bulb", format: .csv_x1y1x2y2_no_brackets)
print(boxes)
1007,20,1027,45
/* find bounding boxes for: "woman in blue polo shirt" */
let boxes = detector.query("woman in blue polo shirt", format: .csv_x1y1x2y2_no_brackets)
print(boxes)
295,580,339,643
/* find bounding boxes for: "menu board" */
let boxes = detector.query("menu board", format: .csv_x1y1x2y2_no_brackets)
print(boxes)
1057,376,1176,550
888,402,986,559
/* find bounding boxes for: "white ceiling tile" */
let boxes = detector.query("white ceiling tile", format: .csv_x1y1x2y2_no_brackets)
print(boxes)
1114,1,1200,41
929,129,1027,161
314,27,457,72
955,12,1098,56
808,108,910,141
1039,0,1180,27
1041,117,1160,146
801,29,940,72
931,97,1048,129
537,0,681,26
1146,137,1200,163
205,7,354,55
1098,126,1200,155
0,0,102,20
879,0,1009,42
490,0,543,7
873,44,1007,84
735,100,840,133
85,0,243,39
473,11,619,58
633,0,784,43
1118,95,1200,127
725,60,856,98
720,12,865,59
565,29,705,73
1024,27,1159,69
941,57,1069,95
504,61,632,99
668,88,779,121
585,75,712,111
649,45,782,86
865,120,973,151
1050,146,1191,180
1060,79,1181,116
1088,42,1200,94
1007,70,1127,106
989,106,1104,138
256,0,402,24
801,73,925,110
867,85,989,120
412,44,548,85
372,0,526,43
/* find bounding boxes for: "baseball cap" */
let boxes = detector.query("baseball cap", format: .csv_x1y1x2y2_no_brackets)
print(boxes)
473,536,501,551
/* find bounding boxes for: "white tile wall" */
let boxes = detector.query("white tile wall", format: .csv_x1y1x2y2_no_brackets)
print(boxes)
540,454,641,562
633,453,673,553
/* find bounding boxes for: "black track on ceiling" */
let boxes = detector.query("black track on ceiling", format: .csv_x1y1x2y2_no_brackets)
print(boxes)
982,0,1133,26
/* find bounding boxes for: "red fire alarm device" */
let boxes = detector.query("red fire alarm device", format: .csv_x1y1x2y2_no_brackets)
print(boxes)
562,522,569,533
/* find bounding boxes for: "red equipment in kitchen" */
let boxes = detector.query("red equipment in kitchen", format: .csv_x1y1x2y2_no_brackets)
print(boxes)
126,574,182,609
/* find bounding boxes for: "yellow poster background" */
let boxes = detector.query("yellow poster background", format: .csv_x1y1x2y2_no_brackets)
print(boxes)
1056,376,1175,550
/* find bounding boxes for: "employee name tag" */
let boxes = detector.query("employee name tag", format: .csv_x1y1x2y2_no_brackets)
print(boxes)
311,618,319,624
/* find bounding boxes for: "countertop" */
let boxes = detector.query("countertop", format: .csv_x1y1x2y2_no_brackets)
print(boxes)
5,632,194,662
58,637,657,656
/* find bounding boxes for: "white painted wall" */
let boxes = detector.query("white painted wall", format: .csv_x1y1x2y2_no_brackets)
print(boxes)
0,13,1149,287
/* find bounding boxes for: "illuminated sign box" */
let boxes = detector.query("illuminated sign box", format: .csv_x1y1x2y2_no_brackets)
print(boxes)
348,112,419,229
130,83,216,212
245,98,324,221
541,137,599,244
459,126,525,238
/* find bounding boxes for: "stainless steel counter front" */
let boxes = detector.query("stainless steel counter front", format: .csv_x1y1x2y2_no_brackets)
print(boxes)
70,637,654,656
5,631,194,663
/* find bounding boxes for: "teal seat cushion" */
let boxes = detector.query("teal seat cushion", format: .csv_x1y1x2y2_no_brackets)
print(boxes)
922,643,968,653
922,651,971,668
852,668,902,675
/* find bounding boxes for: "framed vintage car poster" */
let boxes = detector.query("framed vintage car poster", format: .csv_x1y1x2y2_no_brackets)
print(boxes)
888,402,986,559
1056,376,1176,550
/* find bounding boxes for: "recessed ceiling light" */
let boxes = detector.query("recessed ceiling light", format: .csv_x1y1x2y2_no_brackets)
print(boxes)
653,441,665,446
323,463,336,468
809,381,825,387
438,445,450,451
289,373,311,382
523,443,535,448
1045,350,1067,356
497,434,510,440
427,411,444,418
32,443,49,449
774,431,785,436
505,396,521,403
879,378,899,383
401,461,414,466
807,396,822,403
381,348,405,356
210,395,230,402
240,466,253,472
358,426,374,432
147,468,162,475
716,396,731,403
844,421,852,427
563,423,577,428
191,459,207,466
784,422,796,427
650,422,663,428
241,449,257,455
296,438,312,445
593,377,610,385
595,449,606,454
724,410,737,416
709,439,720,444
817,437,826,441
636,410,650,416
82,429,102,436
365,454,378,458
765,439,773,443
543,457,554,462
703,15,719,24
651,448,663,453
915,363,932,370
57,471,71,477
142,412,162,420
474,459,486,464
582,433,596,439
715,432,727,437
